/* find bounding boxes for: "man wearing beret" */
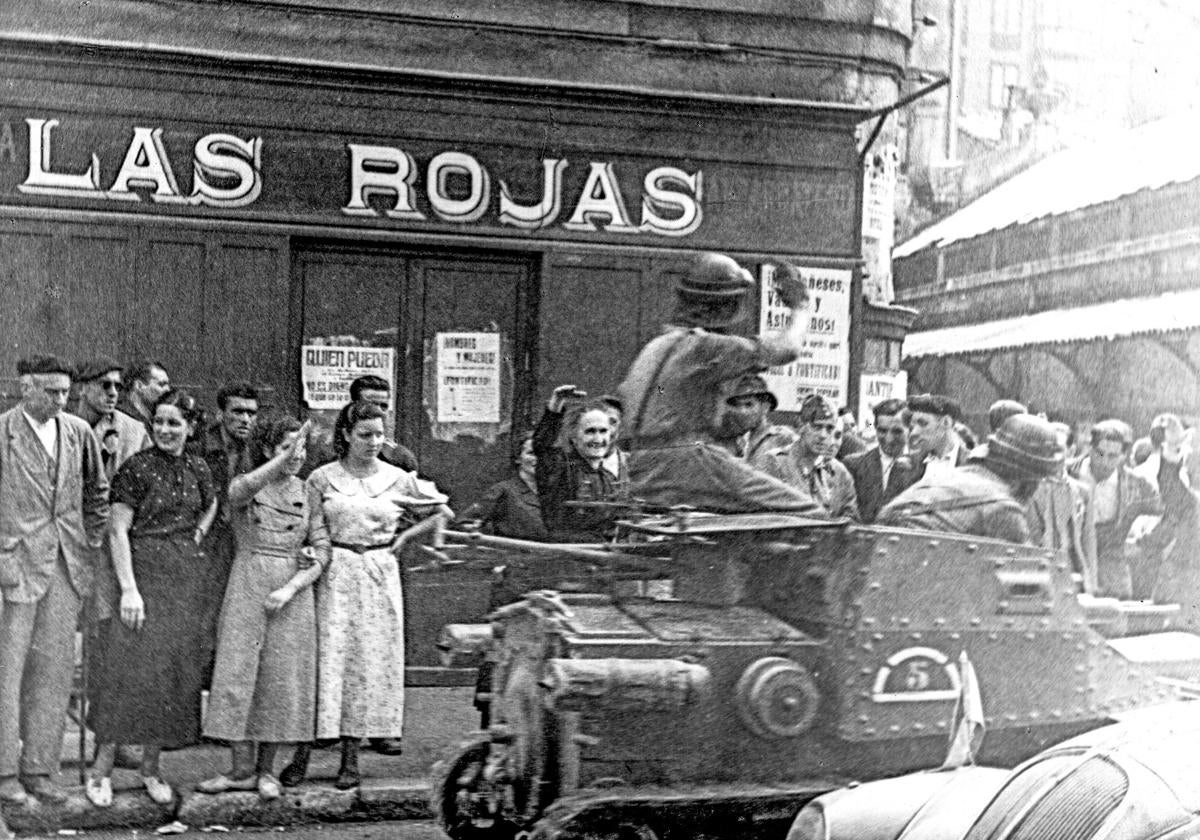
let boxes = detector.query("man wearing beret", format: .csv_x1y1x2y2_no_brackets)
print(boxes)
761,394,860,519
0,355,109,806
906,393,969,481
617,255,821,514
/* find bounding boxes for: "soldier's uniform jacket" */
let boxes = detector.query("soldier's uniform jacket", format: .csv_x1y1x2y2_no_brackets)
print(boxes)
877,462,1030,544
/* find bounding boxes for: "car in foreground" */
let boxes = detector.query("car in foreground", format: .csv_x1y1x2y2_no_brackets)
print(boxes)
787,701,1200,840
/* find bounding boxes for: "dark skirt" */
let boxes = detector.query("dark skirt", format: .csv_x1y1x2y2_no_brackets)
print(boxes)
89,533,210,748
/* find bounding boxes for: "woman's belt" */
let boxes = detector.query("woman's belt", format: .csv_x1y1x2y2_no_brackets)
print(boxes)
331,540,394,554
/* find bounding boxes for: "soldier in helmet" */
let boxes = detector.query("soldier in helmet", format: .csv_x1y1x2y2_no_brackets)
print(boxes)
877,413,1065,544
718,374,798,467
616,253,821,514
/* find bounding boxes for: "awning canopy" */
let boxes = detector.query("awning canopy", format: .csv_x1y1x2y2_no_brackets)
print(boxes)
904,289,1200,359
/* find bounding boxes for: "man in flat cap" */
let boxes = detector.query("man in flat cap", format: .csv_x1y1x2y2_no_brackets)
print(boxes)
73,356,152,481
761,394,860,519
0,355,109,805
616,255,820,514
906,393,969,481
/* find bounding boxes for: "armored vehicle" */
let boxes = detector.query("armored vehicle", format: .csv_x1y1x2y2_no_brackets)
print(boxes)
432,513,1200,840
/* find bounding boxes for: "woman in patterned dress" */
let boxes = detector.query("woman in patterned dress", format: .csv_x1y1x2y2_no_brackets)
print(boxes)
86,390,218,807
197,416,328,799
279,400,449,789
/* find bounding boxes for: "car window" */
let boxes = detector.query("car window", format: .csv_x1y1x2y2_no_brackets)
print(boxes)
1005,756,1127,840
964,754,1107,840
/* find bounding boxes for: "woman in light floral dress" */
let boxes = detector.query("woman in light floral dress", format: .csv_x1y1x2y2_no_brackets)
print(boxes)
279,400,449,789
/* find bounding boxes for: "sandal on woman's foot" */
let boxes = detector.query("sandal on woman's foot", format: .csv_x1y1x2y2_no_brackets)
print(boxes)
333,769,360,790
141,776,174,805
257,774,282,800
196,774,257,795
85,776,113,808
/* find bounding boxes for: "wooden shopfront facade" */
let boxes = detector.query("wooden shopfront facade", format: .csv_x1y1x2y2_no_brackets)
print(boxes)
0,0,912,678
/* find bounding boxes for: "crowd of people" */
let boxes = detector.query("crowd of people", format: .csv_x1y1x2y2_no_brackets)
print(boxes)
0,249,1197,827
0,357,449,813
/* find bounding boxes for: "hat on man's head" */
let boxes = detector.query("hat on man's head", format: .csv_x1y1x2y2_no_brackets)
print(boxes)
76,355,123,383
907,393,962,422
982,413,1064,480
726,374,777,410
16,354,73,378
676,253,754,302
797,393,836,424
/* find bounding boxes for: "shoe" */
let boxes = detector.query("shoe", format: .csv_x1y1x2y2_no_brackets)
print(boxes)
142,776,174,805
21,775,67,805
368,737,404,755
0,777,31,808
278,744,311,788
333,769,361,790
196,774,257,795
85,776,113,808
257,774,282,801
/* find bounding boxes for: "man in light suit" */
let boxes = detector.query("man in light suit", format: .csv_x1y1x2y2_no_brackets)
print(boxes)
0,355,109,806
843,398,923,523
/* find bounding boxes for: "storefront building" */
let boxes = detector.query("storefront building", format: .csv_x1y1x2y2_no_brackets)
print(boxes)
1,1,913,674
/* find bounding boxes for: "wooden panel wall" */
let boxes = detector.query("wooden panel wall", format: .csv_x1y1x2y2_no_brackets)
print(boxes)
0,217,289,410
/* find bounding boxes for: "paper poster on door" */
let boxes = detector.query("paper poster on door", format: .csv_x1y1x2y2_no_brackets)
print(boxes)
436,332,501,423
301,345,396,411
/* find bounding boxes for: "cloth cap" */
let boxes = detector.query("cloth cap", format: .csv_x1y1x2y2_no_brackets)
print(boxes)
798,394,836,424
983,413,1064,479
76,355,123,382
907,393,962,422
726,374,777,410
17,354,73,378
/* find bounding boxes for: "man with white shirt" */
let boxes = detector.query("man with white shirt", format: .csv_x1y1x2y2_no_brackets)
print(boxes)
906,393,968,480
843,398,922,523
1067,419,1160,598
0,355,109,806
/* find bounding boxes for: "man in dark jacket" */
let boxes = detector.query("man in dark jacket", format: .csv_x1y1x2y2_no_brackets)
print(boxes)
843,398,922,523
878,413,1063,543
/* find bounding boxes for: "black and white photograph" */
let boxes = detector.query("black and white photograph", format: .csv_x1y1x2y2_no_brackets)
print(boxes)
2,1,1200,839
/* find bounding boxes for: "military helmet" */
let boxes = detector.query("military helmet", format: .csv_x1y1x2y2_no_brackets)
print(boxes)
676,253,754,302
726,374,777,410
984,413,1064,479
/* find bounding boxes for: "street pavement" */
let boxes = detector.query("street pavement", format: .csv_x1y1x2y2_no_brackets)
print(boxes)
23,820,448,840
2,688,476,837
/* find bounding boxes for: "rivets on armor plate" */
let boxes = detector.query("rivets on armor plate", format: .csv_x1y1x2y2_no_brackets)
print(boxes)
927,540,939,548
1024,632,1036,640
910,632,922,640
966,544,978,552
861,644,874,652
913,723,925,731
988,632,998,641
889,724,901,733
869,582,883,590
860,667,873,675
858,715,870,723
1051,710,1062,718
1074,665,1086,673
871,633,884,641
934,618,946,626
998,601,1010,610
862,617,876,626
935,720,947,729
950,632,961,640
888,535,900,544
994,559,1006,568
898,618,910,627
1005,548,1016,556
970,618,982,626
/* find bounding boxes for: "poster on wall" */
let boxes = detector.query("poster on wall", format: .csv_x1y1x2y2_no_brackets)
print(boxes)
759,264,852,411
436,332,501,423
300,344,395,410
858,370,908,430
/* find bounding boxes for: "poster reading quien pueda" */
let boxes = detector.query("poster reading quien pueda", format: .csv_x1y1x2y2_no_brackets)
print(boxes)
759,264,851,411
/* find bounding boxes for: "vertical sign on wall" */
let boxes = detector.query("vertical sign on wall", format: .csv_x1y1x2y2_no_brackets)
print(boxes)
759,264,852,411
435,332,501,423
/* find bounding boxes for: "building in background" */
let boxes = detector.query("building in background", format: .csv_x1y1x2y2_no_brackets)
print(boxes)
900,0,1200,240
893,112,1200,434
